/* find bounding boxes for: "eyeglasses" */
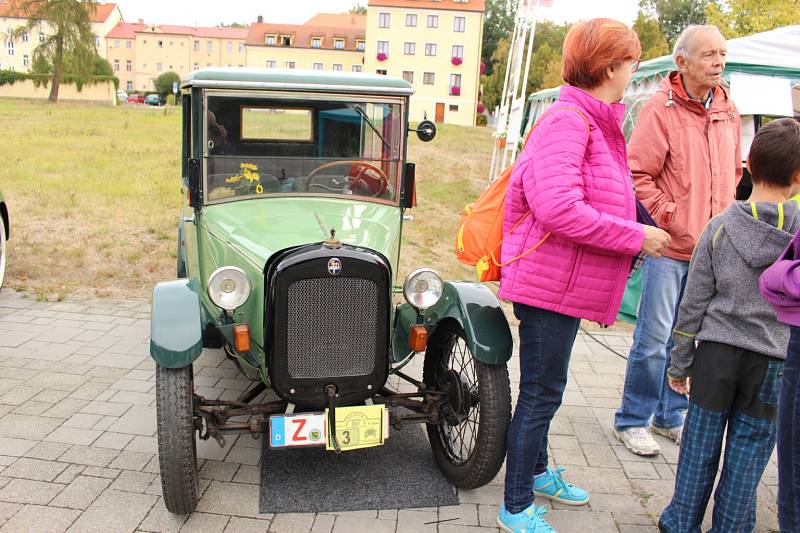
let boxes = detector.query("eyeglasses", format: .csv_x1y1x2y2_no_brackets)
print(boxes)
630,59,641,73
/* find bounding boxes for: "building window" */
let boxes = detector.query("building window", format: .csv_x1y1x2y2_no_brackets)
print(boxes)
379,12,391,28
376,69,387,75
7,41,13,56
404,42,415,55
207,41,213,52
226,41,233,53
95,36,100,47
39,32,45,43
22,32,28,43
126,40,131,48
238,42,244,53
266,35,276,46
126,81,133,91
427,15,438,28
425,43,437,56
311,37,321,48
377,40,389,55
23,54,29,66
332,63,342,71
266,60,276,68
193,62,199,70
449,104,459,112
356,40,365,51
452,45,464,59
113,39,119,48
334,38,344,49
352,65,362,72
113,59,119,71
126,60,132,71
450,73,462,94
402,70,413,83
313,62,323,70
423,72,435,85
157,40,163,48
281,36,291,46
405,13,417,27
157,62,163,71
285,60,295,69
454,16,466,32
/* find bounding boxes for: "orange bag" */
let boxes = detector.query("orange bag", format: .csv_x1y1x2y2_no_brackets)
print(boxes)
454,106,588,282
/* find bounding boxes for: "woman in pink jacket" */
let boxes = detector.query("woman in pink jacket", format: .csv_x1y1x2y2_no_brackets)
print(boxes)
497,19,671,533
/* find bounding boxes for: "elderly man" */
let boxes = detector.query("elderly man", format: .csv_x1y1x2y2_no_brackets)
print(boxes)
614,25,742,456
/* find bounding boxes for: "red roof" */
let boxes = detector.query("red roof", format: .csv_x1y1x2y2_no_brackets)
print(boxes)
304,13,366,28
135,25,249,39
0,1,120,21
107,22,147,39
367,0,485,12
246,21,366,50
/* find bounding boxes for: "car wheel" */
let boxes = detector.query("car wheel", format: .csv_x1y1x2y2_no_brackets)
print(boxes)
156,364,199,514
423,322,511,489
0,217,6,290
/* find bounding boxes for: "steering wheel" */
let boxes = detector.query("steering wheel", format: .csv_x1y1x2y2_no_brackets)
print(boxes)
305,161,389,197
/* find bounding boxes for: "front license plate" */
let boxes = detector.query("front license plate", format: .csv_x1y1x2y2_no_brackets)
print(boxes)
269,412,327,448
325,405,387,452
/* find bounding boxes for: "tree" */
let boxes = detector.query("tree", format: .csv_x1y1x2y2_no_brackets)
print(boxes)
154,71,180,98
633,11,670,60
481,0,515,76
640,0,709,47
10,0,98,102
349,4,367,15
706,0,800,38
31,52,112,76
481,37,510,111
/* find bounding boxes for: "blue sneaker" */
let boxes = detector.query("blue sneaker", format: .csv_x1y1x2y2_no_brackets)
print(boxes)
533,467,589,506
497,504,556,533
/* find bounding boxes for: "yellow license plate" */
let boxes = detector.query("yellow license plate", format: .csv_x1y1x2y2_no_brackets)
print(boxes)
325,404,387,452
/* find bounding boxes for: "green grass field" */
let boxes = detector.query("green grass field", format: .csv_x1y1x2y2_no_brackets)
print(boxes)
0,99,493,299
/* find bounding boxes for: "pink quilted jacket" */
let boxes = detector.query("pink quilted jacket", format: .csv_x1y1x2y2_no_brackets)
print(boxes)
498,85,644,325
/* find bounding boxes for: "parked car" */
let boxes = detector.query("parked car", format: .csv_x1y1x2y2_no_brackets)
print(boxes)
145,93,164,106
0,190,8,289
127,93,144,104
150,68,513,514
116,89,128,101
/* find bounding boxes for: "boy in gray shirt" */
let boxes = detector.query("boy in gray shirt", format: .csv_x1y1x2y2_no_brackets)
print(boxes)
659,118,800,533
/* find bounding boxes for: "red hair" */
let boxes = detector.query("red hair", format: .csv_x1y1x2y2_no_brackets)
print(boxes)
561,18,641,89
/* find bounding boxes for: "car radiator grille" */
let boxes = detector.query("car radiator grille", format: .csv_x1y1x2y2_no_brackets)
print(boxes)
286,277,378,379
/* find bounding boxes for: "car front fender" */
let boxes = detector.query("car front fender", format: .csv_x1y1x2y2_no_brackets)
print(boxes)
393,281,512,365
150,279,204,368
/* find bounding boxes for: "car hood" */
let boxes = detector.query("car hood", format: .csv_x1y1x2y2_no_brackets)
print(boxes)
200,197,402,270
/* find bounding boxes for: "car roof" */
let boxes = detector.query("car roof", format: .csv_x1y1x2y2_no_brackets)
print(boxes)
182,67,414,96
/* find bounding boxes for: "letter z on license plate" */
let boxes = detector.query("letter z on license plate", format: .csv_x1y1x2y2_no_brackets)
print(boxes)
269,406,388,450
269,413,326,448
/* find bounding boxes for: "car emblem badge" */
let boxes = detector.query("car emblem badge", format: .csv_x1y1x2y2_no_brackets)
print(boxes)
328,258,342,276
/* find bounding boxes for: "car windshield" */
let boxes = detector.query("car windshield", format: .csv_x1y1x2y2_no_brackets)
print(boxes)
204,92,404,205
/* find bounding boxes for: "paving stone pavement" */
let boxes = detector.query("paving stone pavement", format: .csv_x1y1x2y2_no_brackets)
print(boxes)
0,290,780,532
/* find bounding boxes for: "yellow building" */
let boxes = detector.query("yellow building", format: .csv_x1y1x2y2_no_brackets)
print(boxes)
365,0,485,126
106,22,146,93
245,14,365,74
0,1,121,73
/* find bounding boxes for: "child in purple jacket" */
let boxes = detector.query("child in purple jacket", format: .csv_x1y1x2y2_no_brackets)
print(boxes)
760,119,800,533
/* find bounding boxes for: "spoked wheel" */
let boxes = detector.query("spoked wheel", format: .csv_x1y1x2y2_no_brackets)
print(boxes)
0,221,6,289
156,364,199,514
424,323,511,488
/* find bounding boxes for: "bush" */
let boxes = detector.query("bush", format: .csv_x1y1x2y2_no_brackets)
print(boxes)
154,71,180,99
476,114,488,127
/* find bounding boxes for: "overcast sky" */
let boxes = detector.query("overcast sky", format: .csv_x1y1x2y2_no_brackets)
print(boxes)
113,0,640,28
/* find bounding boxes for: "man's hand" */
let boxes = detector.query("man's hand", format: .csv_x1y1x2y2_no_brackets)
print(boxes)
668,376,691,395
641,225,671,258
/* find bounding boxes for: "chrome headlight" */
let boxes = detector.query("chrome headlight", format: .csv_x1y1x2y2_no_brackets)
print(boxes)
403,268,443,310
207,266,251,311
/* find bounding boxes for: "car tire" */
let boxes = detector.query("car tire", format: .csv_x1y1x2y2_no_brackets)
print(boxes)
0,215,7,290
423,322,511,489
156,364,199,514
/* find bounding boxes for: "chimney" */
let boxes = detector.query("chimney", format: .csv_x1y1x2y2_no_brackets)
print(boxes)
257,15,263,23
138,18,143,24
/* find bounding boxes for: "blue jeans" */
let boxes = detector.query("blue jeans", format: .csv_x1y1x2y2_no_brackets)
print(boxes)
779,327,800,532
504,303,580,513
615,256,689,431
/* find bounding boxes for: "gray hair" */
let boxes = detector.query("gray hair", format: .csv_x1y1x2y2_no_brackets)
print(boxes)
673,25,724,61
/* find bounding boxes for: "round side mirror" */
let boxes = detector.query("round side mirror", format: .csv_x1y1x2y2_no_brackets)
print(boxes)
416,120,436,142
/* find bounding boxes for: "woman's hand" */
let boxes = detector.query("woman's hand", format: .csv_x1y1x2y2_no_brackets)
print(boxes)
641,225,671,258
668,376,691,395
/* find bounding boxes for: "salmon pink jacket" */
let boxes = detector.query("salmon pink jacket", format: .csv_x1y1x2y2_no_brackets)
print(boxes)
499,85,644,325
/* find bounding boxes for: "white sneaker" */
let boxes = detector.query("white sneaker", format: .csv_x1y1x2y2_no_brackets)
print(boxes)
651,424,683,446
613,427,661,456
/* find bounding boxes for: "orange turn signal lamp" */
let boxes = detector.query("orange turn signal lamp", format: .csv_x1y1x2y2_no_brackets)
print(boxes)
233,324,250,352
408,324,428,352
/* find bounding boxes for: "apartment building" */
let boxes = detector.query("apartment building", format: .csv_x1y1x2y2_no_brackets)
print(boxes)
0,1,122,72
365,0,485,126
106,22,146,93
245,14,365,74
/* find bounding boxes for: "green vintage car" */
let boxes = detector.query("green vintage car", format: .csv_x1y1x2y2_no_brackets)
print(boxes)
0,190,8,289
151,68,513,514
